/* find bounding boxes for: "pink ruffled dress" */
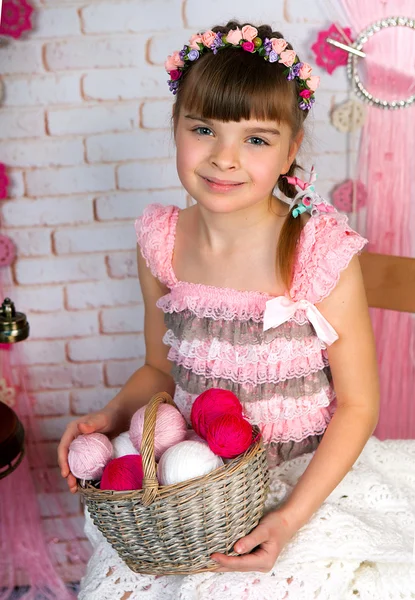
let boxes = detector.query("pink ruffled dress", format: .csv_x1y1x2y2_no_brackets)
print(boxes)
135,203,367,466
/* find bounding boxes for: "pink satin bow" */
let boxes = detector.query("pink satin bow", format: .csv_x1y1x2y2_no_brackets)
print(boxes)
263,296,339,346
285,166,317,191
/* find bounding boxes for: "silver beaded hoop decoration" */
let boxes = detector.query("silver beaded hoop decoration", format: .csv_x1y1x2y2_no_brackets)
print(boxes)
347,16,415,110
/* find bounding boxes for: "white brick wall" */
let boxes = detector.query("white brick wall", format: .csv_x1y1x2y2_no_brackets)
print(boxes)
0,0,351,575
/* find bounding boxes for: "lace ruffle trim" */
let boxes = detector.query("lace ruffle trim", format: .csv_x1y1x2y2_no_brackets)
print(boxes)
168,346,329,385
171,363,332,403
163,329,324,365
291,212,368,304
164,309,316,345
134,203,178,288
157,283,280,322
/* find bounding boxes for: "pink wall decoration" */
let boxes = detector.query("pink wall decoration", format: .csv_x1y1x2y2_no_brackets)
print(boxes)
311,23,354,74
0,0,33,39
336,0,415,439
0,164,9,200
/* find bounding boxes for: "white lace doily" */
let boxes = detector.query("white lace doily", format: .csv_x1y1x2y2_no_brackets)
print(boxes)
79,437,415,599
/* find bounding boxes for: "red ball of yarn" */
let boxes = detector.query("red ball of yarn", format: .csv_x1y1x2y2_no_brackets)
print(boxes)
100,454,144,491
191,388,243,439
206,414,253,459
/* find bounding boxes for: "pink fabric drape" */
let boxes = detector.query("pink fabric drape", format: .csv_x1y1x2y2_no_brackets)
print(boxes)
337,0,415,438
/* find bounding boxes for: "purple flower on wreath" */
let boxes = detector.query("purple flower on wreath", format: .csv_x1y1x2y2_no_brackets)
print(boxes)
211,32,224,54
179,46,187,60
268,50,279,63
168,80,180,94
188,49,200,61
287,62,302,81
263,37,272,56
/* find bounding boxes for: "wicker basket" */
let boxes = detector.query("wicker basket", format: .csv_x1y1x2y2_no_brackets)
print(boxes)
78,392,270,575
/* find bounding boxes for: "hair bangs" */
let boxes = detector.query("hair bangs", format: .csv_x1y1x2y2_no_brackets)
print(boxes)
176,49,297,129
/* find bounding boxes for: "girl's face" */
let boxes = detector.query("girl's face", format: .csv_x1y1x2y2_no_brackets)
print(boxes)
175,108,302,214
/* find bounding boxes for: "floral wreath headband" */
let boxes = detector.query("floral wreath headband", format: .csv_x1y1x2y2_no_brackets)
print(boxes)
164,25,320,111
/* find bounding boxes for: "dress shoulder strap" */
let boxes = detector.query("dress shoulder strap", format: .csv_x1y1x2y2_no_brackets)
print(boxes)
134,203,179,287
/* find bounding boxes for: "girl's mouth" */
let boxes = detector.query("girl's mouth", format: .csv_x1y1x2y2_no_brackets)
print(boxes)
201,176,245,192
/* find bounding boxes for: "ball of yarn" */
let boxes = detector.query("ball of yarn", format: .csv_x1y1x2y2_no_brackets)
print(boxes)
112,431,139,458
129,403,187,461
68,433,113,480
191,388,243,439
206,414,253,459
100,455,144,491
157,440,223,486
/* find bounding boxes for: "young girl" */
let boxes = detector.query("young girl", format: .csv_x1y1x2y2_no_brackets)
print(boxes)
58,21,415,599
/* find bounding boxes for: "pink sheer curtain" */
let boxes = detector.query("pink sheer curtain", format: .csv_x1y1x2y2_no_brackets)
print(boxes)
337,0,415,438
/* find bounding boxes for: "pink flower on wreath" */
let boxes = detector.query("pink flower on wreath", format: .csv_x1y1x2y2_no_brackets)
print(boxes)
226,27,243,45
242,41,255,53
0,0,33,39
279,49,296,67
169,69,182,81
165,51,184,72
0,164,9,200
189,33,203,50
311,23,353,75
300,89,312,99
202,30,216,47
241,25,258,42
307,75,320,91
299,62,313,81
271,38,288,54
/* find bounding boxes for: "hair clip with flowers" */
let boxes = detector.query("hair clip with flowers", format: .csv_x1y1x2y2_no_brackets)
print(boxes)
285,167,335,217
165,25,320,110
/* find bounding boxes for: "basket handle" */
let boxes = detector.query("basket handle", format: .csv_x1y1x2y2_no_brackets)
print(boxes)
140,391,176,507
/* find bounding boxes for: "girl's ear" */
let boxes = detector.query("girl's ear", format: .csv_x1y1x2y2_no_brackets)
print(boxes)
281,129,304,175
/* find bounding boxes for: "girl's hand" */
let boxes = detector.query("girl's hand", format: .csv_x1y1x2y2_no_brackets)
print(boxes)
57,407,121,494
211,510,297,573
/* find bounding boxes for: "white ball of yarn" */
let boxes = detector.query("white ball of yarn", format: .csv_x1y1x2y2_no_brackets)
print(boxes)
157,440,224,486
68,433,113,480
129,403,188,461
112,432,139,458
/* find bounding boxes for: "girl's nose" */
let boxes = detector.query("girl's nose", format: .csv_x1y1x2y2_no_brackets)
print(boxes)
209,141,240,171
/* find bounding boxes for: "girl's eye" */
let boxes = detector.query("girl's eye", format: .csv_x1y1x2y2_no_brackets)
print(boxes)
193,126,213,136
248,137,268,146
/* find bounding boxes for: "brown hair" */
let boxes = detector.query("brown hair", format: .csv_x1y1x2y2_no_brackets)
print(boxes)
172,21,310,289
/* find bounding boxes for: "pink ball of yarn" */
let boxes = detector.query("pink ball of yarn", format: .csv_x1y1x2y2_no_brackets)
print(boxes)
68,433,113,480
206,414,253,459
129,403,188,461
100,455,144,491
191,388,243,439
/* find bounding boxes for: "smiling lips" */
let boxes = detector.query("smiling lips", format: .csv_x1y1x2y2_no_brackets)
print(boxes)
201,175,245,191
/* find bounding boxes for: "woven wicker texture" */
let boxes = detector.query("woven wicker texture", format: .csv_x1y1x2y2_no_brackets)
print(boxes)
78,392,270,575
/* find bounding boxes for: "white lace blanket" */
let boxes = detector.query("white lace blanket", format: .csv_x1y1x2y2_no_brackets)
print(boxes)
79,437,415,600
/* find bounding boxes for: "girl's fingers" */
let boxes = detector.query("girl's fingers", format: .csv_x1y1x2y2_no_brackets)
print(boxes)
77,413,109,435
57,423,79,476
67,473,78,493
211,547,271,572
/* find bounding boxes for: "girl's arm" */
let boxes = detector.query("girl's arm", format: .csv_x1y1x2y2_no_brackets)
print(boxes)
276,254,380,530
104,246,176,431
58,246,175,492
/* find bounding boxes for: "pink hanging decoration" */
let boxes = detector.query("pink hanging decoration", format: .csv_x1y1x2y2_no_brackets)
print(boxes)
311,23,354,74
0,177,87,596
0,235,16,267
0,0,33,39
337,0,415,440
0,164,9,200
332,179,367,212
